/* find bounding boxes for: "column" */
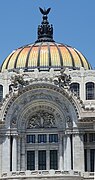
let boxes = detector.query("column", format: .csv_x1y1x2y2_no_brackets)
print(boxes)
59,134,63,170
12,136,17,171
47,150,50,170
17,136,21,171
73,133,84,171
67,134,71,170
35,150,38,170
87,149,90,171
64,135,67,170
47,134,50,170
2,135,10,172
21,135,25,171
63,134,71,170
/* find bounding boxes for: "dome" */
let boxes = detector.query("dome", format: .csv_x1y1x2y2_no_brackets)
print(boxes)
1,7,91,72
1,42,91,72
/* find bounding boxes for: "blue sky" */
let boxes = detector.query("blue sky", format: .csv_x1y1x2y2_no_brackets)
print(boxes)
0,0,95,68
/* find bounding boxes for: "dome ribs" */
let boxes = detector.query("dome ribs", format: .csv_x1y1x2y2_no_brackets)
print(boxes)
37,42,43,70
63,44,75,69
1,42,91,72
81,53,92,69
74,48,84,68
47,42,51,68
74,48,92,69
14,47,26,69
25,44,36,69
52,42,63,68
2,51,15,70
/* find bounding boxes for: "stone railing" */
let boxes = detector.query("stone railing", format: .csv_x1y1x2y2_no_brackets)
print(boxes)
0,170,94,179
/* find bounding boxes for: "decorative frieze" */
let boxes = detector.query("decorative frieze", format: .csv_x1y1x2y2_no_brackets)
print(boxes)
27,111,56,129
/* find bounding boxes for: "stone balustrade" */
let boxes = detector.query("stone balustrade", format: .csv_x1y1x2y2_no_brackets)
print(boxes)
0,170,94,180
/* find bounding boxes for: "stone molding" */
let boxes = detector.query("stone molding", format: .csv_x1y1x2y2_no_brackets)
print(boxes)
0,170,94,179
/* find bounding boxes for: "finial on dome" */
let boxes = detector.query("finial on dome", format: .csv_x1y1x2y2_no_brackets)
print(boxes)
35,7,55,43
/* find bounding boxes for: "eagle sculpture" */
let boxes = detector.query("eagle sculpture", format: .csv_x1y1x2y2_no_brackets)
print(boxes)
39,7,51,15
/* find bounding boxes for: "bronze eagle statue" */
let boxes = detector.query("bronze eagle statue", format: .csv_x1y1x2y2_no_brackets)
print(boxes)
39,7,51,15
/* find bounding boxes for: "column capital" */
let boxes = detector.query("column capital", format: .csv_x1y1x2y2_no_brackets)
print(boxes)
65,129,85,135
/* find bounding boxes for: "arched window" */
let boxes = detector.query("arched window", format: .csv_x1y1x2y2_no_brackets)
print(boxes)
86,82,95,100
70,83,80,97
0,85,3,102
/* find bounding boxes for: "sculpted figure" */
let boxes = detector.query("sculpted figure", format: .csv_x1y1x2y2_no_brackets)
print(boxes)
39,7,51,16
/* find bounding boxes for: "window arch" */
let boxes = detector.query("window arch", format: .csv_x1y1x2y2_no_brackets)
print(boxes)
70,83,80,97
86,82,95,100
0,85,3,102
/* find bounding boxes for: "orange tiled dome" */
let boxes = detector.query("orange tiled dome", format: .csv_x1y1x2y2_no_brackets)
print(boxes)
1,41,91,72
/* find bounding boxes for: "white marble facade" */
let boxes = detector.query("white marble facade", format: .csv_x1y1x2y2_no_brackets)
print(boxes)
0,68,95,180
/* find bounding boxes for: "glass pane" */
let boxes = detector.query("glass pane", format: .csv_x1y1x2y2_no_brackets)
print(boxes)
89,133,95,142
27,151,35,170
38,134,47,143
84,149,87,171
70,83,79,97
86,82,95,100
84,134,87,142
50,150,58,170
38,150,46,170
49,134,58,143
90,149,94,172
27,135,35,143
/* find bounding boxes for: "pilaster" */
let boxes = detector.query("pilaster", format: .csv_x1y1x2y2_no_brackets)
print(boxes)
87,149,90,171
35,150,38,170
73,133,84,171
64,134,71,170
21,135,25,171
2,135,10,172
59,133,63,170
46,150,50,170
12,135,17,171
17,136,21,171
